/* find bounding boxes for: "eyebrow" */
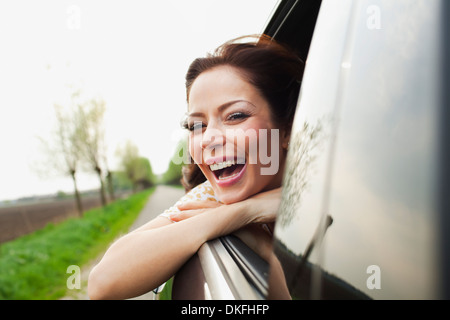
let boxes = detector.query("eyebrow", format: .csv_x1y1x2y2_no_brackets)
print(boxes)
187,99,256,118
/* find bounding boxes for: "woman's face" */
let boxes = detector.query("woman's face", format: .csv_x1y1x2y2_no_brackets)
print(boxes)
187,65,288,204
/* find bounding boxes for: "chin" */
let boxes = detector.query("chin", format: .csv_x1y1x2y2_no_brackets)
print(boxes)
210,177,258,205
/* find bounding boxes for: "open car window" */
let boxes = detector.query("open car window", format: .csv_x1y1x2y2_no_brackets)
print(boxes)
171,0,323,301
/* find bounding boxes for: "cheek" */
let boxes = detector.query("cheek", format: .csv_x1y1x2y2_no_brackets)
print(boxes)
241,119,276,160
188,134,202,164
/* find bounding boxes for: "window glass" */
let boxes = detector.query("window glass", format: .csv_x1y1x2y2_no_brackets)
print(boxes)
321,0,441,299
271,0,442,299
271,0,355,299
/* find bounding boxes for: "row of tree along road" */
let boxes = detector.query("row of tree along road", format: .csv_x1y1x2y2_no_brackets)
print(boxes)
30,89,185,218
0,89,188,244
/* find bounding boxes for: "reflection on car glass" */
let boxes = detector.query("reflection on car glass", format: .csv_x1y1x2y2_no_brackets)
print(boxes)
289,214,333,289
278,118,327,228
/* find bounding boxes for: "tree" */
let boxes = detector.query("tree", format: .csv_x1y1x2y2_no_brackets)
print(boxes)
33,90,114,213
34,99,84,216
134,157,156,190
116,140,155,192
77,98,109,207
55,103,85,216
160,137,187,185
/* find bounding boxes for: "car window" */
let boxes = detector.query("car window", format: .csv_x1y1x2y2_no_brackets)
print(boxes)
270,0,443,299
269,0,359,299
320,0,442,300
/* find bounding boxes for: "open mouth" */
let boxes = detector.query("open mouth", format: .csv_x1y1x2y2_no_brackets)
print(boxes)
209,159,246,181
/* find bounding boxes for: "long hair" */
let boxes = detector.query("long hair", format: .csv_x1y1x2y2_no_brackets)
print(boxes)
181,34,305,192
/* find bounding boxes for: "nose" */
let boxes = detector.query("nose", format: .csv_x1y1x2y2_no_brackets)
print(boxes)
201,123,224,150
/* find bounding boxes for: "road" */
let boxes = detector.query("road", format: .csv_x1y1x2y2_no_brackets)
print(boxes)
62,185,186,300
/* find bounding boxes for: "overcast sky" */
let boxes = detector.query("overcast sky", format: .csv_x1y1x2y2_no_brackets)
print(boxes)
0,0,279,201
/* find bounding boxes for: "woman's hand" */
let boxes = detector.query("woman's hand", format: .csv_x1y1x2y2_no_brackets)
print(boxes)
172,187,282,263
169,200,223,222
171,187,282,227
244,187,282,224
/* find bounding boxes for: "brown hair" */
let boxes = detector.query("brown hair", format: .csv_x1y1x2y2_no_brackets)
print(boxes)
181,34,305,192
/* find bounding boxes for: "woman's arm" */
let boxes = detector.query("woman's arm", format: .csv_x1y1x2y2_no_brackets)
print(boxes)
173,187,281,263
88,188,281,300
88,200,250,300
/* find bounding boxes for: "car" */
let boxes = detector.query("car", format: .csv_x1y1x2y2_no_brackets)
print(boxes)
169,0,450,300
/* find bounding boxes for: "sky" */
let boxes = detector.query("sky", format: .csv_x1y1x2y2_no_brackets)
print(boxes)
0,0,279,202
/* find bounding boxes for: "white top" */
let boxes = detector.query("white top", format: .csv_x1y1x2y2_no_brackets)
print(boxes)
159,180,220,220
160,180,273,235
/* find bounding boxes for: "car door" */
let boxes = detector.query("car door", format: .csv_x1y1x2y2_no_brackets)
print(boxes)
267,0,450,299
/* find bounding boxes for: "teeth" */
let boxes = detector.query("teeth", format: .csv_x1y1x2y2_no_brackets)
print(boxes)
209,160,235,172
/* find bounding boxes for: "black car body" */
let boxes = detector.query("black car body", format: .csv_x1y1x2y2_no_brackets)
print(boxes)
171,0,450,300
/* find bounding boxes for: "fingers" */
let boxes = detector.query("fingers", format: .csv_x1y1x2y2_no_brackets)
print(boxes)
170,201,222,222
177,200,222,211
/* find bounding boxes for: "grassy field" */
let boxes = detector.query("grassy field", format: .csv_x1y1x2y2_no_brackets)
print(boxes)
0,195,103,244
0,188,154,300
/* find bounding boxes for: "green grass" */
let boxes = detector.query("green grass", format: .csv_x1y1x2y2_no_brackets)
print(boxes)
158,277,173,300
0,188,154,300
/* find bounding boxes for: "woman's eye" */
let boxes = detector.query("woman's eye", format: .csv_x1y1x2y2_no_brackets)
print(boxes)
227,112,248,121
188,121,205,132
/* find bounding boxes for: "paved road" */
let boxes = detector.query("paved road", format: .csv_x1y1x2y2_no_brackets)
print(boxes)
62,185,186,300
128,185,185,232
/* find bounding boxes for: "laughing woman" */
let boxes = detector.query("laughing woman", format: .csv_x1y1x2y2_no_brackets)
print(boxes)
88,35,304,300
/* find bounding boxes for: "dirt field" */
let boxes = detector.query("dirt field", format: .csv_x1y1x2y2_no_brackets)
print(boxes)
0,196,103,244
